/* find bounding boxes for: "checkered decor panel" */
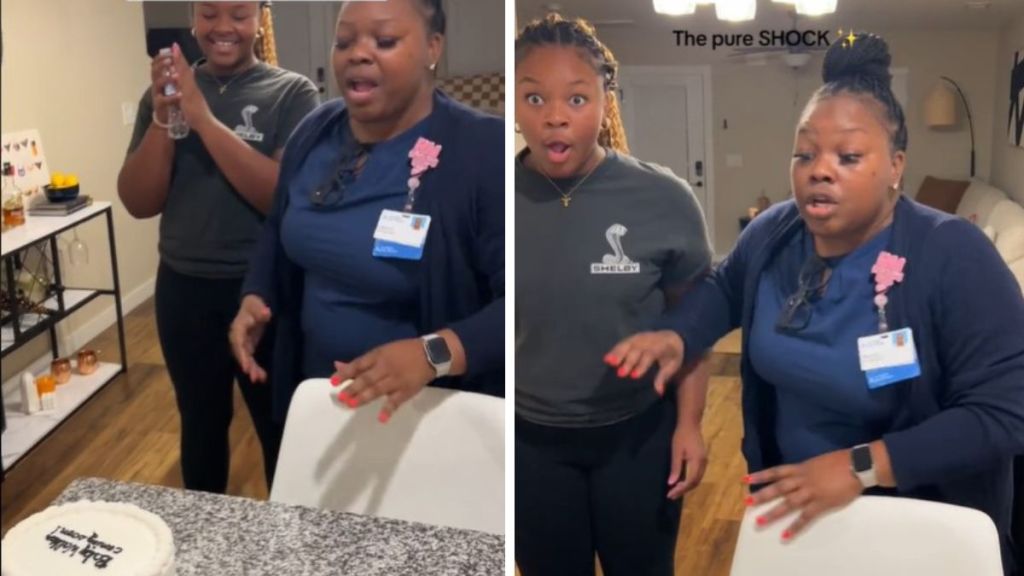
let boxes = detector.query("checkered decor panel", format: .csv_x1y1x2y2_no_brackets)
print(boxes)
438,73,504,117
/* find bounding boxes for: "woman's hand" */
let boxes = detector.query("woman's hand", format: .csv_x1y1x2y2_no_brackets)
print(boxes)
169,43,215,132
667,422,707,500
229,295,272,383
331,338,437,423
149,49,182,125
604,330,685,395
745,448,865,541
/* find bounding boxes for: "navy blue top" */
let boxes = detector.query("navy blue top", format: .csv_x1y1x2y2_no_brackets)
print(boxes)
750,226,900,464
280,117,429,376
657,197,1024,574
242,91,505,422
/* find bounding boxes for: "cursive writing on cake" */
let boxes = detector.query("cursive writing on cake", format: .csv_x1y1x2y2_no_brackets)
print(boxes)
46,525,124,569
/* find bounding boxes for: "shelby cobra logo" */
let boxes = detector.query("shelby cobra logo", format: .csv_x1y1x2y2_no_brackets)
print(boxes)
234,105,264,142
591,224,640,274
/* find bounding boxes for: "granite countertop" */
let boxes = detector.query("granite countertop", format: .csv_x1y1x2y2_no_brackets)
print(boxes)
55,477,504,576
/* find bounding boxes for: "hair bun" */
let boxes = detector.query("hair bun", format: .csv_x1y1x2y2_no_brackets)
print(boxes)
822,33,892,87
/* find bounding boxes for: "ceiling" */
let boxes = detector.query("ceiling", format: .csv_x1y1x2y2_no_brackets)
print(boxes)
516,0,1024,32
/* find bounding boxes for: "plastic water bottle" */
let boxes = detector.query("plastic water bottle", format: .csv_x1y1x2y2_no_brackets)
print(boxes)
159,48,190,140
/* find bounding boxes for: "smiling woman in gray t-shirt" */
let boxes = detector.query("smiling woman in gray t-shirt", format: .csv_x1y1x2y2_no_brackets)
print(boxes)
515,14,713,576
117,2,318,495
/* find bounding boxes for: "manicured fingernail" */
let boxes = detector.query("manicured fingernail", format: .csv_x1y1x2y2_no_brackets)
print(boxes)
604,354,618,365
378,411,390,424
617,367,629,378
330,375,340,386
743,475,754,485
782,530,793,541
347,397,358,408
756,516,766,526
744,496,755,506
337,391,349,403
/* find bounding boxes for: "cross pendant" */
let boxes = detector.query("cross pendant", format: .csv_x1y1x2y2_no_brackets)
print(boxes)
561,197,571,208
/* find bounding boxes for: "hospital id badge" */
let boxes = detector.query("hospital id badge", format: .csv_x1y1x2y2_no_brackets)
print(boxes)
857,327,921,389
372,209,431,260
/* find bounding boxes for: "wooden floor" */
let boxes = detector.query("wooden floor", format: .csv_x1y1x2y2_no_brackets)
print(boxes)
1,298,269,537
2,300,746,574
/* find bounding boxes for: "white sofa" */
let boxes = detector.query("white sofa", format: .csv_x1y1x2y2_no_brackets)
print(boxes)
954,180,1024,293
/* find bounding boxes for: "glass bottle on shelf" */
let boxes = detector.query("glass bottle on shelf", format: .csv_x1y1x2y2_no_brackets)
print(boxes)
2,161,26,230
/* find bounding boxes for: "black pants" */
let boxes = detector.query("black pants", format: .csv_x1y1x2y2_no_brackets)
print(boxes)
155,263,282,494
516,399,682,576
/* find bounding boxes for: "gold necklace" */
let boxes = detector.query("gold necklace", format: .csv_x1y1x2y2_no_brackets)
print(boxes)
195,60,254,95
538,149,603,208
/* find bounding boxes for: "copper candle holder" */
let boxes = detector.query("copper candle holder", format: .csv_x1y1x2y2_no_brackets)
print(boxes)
50,358,72,385
77,349,99,375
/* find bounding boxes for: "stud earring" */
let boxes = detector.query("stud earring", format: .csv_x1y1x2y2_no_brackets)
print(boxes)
429,62,437,71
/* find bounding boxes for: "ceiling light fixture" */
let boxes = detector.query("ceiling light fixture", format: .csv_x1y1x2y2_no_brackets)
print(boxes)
716,0,757,21
653,0,697,16
795,0,838,16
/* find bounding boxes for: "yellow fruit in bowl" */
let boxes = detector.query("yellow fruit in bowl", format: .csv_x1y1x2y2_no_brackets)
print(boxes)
65,174,79,187
50,172,66,188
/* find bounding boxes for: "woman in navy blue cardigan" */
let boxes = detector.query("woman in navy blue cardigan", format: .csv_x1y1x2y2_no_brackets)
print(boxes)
229,0,503,426
608,34,1024,574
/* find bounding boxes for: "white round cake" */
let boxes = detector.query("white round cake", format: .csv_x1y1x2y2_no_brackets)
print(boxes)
1,501,176,576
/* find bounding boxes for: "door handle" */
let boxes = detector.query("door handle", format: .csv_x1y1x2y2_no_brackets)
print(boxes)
316,67,326,94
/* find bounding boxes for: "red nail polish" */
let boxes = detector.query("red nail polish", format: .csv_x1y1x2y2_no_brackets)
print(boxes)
744,496,755,506
743,475,754,485
378,411,390,424
782,530,792,541
330,376,340,386
605,354,618,365
756,516,766,527
337,391,348,403
617,367,629,378
631,369,643,379
347,396,358,408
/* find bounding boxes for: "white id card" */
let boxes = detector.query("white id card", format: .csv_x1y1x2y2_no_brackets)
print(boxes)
857,327,921,389
372,209,431,260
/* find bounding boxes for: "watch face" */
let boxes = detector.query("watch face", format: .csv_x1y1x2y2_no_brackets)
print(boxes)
425,337,452,365
852,445,873,473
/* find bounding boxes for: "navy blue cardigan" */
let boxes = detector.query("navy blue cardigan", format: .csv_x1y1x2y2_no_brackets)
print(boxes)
242,91,505,421
659,197,1024,573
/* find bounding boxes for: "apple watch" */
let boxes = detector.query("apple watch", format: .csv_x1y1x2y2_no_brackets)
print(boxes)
421,334,452,378
851,443,878,489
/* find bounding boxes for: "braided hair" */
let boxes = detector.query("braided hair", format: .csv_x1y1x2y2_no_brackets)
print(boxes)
814,32,907,154
515,14,630,154
254,2,278,66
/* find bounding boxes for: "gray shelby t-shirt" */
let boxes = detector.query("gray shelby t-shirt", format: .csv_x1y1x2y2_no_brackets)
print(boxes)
515,149,712,427
128,62,320,278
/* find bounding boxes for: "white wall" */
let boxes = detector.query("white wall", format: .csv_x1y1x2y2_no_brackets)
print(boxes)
590,27,1001,253
1,0,157,381
990,13,1024,203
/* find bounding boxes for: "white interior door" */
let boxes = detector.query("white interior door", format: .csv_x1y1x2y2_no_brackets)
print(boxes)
618,67,714,249
272,2,342,100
